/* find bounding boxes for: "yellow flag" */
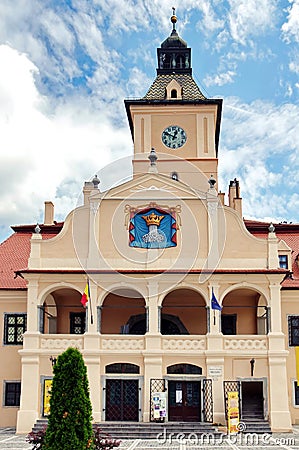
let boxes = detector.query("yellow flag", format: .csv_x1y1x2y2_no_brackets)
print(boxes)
295,347,299,386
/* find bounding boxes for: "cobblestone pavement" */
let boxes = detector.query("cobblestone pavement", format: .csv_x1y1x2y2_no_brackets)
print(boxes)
2,427,299,450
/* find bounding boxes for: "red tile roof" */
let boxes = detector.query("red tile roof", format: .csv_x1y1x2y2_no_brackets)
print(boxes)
245,219,299,288
0,224,63,289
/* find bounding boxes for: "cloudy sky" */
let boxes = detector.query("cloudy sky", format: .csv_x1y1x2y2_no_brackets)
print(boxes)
0,0,299,241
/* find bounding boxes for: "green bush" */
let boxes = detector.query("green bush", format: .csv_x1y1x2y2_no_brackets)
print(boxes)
43,347,94,450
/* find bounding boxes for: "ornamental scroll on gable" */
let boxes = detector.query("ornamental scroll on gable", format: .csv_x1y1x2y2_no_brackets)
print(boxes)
125,203,181,249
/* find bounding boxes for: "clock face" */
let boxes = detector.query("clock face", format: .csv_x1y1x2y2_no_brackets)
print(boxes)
162,125,187,149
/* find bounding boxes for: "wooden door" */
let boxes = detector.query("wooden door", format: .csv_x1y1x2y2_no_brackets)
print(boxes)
168,381,200,422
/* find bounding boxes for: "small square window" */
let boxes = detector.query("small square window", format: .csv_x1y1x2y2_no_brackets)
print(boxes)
4,314,27,345
4,382,21,406
279,255,288,269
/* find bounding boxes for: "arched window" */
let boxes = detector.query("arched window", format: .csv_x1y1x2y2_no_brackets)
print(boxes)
171,89,178,98
106,363,140,374
167,364,202,374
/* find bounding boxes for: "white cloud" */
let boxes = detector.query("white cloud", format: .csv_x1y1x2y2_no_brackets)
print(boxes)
281,0,299,43
196,0,225,36
204,71,236,87
219,97,299,221
0,44,132,238
227,0,277,44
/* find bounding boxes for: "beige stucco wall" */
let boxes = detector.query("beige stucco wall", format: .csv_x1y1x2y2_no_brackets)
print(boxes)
0,291,26,427
281,290,299,424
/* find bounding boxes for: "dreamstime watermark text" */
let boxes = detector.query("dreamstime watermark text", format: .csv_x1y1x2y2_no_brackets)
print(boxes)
156,427,295,446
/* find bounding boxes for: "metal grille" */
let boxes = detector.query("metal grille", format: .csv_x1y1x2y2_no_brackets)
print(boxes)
223,381,241,419
105,379,139,421
202,379,213,422
4,314,26,345
70,312,86,334
150,379,166,422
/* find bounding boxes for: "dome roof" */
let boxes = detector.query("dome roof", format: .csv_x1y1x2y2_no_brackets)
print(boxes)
161,29,187,49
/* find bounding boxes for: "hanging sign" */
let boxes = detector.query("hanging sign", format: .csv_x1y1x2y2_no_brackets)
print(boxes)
227,391,240,435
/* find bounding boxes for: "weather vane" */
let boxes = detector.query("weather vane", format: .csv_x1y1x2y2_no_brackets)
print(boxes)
171,6,177,30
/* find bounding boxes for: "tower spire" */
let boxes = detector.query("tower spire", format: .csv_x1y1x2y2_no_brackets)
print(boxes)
171,7,177,32
156,8,191,75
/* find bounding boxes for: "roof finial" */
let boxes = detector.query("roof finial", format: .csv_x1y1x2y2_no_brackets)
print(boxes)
148,148,158,173
171,7,177,31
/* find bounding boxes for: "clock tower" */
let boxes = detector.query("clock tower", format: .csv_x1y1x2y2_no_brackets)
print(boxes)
125,9,223,192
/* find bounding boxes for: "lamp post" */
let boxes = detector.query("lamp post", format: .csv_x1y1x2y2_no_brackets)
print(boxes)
50,356,57,368
250,358,255,377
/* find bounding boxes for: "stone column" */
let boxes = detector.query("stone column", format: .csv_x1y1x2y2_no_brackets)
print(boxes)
16,353,40,433
206,188,219,270
143,355,163,423
206,357,225,425
147,282,159,335
268,356,292,431
84,354,101,423
269,282,282,333
26,278,39,332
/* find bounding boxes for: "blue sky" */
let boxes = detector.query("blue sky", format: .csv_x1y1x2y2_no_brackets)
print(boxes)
0,0,299,241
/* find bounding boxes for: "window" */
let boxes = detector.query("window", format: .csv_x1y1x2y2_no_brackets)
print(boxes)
171,89,177,98
70,312,86,334
279,255,288,269
294,381,299,406
4,314,26,345
221,314,237,335
4,382,21,406
106,363,140,374
167,364,202,374
288,315,299,346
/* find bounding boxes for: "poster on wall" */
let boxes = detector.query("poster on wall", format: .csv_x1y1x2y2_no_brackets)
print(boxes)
227,391,240,435
43,379,53,416
152,392,167,420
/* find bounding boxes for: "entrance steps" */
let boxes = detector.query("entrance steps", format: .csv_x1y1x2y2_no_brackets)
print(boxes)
241,419,272,434
32,418,272,438
93,422,221,439
32,419,220,440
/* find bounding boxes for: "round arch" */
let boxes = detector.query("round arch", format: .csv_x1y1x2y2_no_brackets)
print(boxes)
221,286,269,335
40,285,85,335
220,283,269,306
101,288,146,335
38,282,82,307
159,285,207,307
99,284,146,307
161,287,207,335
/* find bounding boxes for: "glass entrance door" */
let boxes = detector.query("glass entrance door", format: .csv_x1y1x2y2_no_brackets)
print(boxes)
168,380,201,422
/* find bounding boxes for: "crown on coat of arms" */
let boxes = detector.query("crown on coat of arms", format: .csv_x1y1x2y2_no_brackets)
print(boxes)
142,212,165,227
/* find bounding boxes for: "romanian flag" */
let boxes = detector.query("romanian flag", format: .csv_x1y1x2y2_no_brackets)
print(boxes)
81,281,90,307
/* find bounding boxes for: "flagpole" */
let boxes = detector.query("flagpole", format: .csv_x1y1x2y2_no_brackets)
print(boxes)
87,279,94,325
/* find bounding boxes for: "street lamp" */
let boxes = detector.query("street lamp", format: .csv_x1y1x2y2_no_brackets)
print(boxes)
50,356,57,367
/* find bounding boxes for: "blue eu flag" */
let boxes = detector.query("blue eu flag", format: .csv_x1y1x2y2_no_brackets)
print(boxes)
211,290,222,311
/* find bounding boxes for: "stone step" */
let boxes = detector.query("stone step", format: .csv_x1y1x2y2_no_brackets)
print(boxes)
242,420,272,434
32,419,220,439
